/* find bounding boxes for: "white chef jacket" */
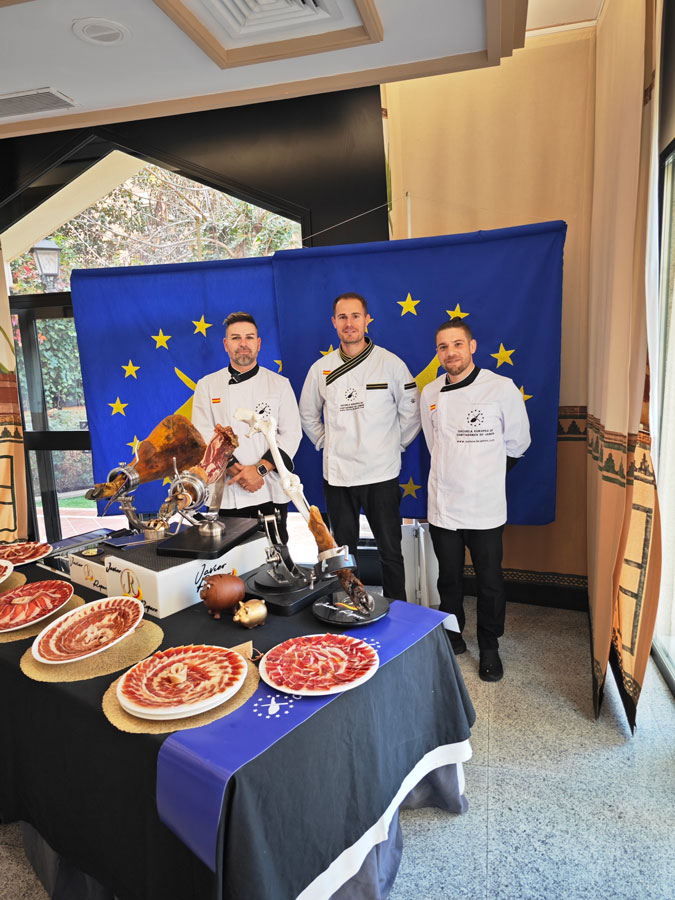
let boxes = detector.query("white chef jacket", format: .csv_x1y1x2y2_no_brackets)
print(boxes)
191,365,302,509
421,367,530,530
299,340,421,487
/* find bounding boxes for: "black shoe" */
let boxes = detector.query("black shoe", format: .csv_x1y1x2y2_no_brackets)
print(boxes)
479,649,503,682
450,635,467,655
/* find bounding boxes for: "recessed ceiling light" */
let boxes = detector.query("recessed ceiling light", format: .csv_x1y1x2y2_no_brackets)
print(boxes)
72,18,130,46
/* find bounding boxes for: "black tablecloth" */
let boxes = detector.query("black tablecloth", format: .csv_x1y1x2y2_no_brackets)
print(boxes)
0,565,475,900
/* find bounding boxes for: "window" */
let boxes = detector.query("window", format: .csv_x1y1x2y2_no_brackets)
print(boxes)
9,162,302,542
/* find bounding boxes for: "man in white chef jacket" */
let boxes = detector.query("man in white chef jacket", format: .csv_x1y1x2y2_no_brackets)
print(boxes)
421,318,530,681
299,292,421,601
191,311,302,544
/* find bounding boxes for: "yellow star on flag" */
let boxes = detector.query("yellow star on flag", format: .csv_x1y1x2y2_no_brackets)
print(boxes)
162,477,172,486
446,303,469,319
122,359,140,379
152,329,171,349
520,385,533,402
192,316,212,336
491,343,515,367
400,476,422,498
274,360,283,373
126,435,140,455
397,293,420,316
109,397,128,417
320,344,334,356
365,318,374,332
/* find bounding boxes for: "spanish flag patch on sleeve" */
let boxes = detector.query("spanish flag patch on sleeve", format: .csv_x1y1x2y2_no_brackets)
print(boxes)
212,398,221,404
430,404,436,411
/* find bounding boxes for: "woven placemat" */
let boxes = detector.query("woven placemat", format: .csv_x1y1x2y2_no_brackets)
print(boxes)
102,641,260,734
0,570,27,594
20,620,164,683
0,593,84,645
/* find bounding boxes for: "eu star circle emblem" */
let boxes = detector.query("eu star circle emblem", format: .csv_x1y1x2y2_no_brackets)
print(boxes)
467,409,484,426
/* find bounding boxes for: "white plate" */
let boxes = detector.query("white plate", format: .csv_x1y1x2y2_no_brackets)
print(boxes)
259,633,379,697
0,542,52,566
32,596,144,664
0,558,14,586
117,645,248,720
0,580,74,633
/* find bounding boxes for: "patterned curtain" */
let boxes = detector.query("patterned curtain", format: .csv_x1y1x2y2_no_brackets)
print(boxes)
587,0,663,730
0,243,27,540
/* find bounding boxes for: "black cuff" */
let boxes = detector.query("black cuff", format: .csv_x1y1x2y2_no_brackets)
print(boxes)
226,455,239,469
262,449,294,473
506,456,519,473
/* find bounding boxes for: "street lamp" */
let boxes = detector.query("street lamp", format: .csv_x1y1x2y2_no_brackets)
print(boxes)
30,238,61,291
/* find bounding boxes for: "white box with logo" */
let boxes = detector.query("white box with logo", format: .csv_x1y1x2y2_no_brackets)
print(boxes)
103,533,269,619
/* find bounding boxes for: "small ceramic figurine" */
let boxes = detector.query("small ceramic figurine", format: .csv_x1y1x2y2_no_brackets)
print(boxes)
233,598,267,629
200,573,246,619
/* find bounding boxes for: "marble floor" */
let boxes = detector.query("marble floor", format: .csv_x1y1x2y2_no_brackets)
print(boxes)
1,600,674,900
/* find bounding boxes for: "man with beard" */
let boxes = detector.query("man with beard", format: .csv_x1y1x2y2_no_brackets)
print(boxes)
421,317,530,681
191,311,302,543
299,292,420,602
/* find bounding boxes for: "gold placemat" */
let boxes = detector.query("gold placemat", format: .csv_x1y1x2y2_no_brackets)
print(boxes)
0,570,27,594
20,620,164,683
102,641,260,734
0,593,84,644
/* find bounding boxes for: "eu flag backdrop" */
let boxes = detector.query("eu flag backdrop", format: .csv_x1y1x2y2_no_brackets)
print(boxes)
273,221,566,525
71,221,565,523
71,256,279,513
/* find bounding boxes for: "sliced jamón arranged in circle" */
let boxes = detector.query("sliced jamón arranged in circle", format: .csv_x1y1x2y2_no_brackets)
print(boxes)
118,644,247,712
0,542,52,566
0,580,73,632
35,596,143,662
262,633,379,695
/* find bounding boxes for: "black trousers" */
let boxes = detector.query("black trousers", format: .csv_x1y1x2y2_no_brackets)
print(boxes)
429,524,505,650
219,501,289,544
323,478,407,602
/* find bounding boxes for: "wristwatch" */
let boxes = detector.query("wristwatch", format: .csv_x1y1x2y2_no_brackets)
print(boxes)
256,462,268,477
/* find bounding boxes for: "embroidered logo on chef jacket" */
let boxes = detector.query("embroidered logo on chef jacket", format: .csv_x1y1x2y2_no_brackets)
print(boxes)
339,384,365,412
212,397,221,404
255,400,272,420
455,406,497,444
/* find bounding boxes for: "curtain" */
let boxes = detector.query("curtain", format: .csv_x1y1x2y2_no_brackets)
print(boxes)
586,0,662,728
0,243,27,540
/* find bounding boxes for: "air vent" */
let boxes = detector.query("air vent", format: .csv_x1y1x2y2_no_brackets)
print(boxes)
72,18,130,46
0,88,76,120
204,0,339,38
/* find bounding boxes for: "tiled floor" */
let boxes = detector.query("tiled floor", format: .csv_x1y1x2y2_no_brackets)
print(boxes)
390,602,675,900
2,567,673,899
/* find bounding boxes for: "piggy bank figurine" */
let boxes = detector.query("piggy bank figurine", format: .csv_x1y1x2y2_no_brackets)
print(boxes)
233,598,267,629
200,573,246,619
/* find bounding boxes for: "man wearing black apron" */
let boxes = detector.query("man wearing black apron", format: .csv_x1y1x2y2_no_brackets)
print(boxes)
421,318,530,680
299,293,420,601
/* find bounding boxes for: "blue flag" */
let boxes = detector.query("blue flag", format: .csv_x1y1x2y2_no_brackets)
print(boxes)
273,222,566,524
72,222,565,524
71,257,279,513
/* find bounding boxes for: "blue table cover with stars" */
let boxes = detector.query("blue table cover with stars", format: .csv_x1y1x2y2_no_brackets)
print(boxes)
156,601,449,873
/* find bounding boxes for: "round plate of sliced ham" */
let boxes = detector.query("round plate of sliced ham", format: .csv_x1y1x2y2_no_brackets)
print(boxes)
117,644,248,720
0,580,73,633
0,559,14,586
259,633,379,696
32,596,144,664
0,542,52,566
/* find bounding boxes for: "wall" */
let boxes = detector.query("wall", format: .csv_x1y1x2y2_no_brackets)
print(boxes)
384,28,597,596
